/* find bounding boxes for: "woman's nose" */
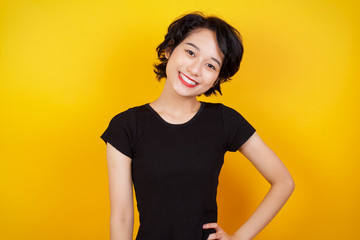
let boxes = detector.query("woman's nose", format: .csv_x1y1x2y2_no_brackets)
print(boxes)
187,59,201,76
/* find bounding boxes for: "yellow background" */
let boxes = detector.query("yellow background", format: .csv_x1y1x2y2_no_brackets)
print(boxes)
1,0,359,239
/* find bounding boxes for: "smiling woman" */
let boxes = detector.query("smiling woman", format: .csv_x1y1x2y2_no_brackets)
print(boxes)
163,28,224,97
153,12,244,97
100,12,294,240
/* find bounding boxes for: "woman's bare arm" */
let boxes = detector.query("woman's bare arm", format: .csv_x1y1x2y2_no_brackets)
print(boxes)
106,143,134,240
232,132,295,240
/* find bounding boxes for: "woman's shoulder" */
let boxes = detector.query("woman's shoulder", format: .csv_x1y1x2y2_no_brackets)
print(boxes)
201,101,223,107
202,102,249,121
201,101,232,111
111,102,148,117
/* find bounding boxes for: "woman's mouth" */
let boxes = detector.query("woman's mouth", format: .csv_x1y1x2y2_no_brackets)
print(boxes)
178,72,198,88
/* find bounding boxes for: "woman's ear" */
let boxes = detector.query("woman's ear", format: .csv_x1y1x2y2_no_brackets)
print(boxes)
165,49,170,59
165,47,172,59
165,40,174,59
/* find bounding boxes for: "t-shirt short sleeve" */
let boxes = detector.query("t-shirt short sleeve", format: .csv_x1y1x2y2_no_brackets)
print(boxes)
221,104,256,152
100,108,136,159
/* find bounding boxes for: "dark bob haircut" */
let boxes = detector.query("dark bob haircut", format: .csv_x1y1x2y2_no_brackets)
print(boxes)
153,12,244,97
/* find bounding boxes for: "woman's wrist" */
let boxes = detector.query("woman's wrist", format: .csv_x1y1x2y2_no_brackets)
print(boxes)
231,231,251,240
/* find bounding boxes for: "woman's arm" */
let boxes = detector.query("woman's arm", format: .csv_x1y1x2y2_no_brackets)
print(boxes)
232,132,295,240
106,143,134,240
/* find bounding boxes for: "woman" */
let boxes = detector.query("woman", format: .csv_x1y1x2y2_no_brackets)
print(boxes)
101,12,295,240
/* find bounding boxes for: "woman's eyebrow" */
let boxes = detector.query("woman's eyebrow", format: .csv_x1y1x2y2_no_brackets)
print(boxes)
185,42,221,67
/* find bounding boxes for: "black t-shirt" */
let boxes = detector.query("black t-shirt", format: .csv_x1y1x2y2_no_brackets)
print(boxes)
100,101,256,240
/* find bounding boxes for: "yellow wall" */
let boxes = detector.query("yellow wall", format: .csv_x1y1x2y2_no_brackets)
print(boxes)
1,0,359,239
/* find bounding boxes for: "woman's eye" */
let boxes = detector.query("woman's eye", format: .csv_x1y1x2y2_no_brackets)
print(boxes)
207,64,215,70
186,50,195,56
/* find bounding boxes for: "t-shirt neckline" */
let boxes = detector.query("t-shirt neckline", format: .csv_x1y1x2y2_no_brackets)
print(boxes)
145,101,206,127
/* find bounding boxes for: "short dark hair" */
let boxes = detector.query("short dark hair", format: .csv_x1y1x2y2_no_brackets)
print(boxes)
153,12,244,97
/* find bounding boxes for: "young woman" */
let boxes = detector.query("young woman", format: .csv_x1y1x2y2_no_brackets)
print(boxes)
101,12,295,240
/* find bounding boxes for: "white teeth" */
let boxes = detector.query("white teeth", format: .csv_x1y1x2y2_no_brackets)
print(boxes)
180,72,197,85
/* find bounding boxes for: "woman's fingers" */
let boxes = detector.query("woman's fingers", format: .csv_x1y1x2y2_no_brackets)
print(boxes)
203,222,221,231
203,223,237,240
203,223,223,239
207,232,220,239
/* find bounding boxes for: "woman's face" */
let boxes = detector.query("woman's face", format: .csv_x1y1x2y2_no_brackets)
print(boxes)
164,28,224,98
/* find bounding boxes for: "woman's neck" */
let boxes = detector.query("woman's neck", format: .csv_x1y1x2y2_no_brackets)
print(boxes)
149,84,201,117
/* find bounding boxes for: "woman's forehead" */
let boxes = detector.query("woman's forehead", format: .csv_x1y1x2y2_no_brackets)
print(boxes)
182,28,224,60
